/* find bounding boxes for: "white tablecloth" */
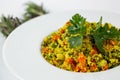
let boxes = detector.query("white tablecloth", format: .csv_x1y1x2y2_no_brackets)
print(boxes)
0,0,120,80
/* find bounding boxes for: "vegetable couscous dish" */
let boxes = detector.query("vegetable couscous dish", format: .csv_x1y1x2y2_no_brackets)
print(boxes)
41,14,120,72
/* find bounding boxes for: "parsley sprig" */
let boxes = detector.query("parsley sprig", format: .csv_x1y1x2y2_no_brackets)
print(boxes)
68,14,86,48
68,14,86,35
92,18,120,55
67,14,120,57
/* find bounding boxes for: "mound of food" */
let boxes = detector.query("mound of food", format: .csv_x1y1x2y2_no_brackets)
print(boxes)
41,14,120,72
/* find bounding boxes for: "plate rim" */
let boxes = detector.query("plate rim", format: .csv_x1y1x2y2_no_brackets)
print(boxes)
2,10,120,80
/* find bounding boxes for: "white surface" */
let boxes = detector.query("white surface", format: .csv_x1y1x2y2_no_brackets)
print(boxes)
0,0,120,80
0,34,16,80
2,11,120,80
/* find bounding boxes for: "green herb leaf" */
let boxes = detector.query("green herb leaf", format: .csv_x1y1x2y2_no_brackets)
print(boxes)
92,22,120,55
68,14,86,35
67,26,80,34
68,14,86,48
0,2,47,37
68,35,83,48
96,16,102,29
0,15,22,37
23,2,48,22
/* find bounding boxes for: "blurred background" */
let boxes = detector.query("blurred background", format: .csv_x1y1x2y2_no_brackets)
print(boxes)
0,0,120,17
0,0,120,80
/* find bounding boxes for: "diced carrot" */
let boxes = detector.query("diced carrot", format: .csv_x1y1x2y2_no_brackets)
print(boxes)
78,57,86,63
78,52,86,63
66,58,76,70
92,64,97,69
91,64,98,71
109,45,113,49
42,47,49,53
53,59,57,65
102,64,109,70
79,52,85,57
66,58,76,65
110,40,118,45
66,21,71,26
60,28,65,33
78,64,87,72
90,48,98,55
71,63,76,70
82,67,87,72
51,34,60,41
74,66,80,72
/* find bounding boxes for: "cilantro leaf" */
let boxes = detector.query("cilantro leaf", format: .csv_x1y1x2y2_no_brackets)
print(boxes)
68,35,83,48
67,14,86,48
96,16,102,29
68,14,86,35
92,22,120,55
67,26,81,34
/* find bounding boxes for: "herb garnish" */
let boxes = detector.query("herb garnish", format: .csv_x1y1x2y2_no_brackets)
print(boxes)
68,14,120,57
68,35,83,48
68,14,86,48
0,16,22,37
92,18,120,55
23,2,48,22
0,2,47,37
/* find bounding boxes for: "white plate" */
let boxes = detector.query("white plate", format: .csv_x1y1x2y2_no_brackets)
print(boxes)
2,10,120,80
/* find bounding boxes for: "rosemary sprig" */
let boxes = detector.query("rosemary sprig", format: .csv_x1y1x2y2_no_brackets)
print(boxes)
0,16,22,37
23,2,48,22
0,2,48,37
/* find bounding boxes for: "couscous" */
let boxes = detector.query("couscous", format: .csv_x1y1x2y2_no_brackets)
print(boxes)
41,14,120,72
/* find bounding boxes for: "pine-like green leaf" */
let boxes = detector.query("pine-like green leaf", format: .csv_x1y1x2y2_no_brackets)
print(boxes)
23,2,48,22
0,15,22,37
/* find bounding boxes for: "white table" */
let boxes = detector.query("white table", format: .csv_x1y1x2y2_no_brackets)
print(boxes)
0,0,120,80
